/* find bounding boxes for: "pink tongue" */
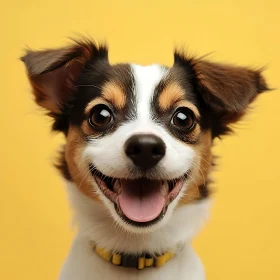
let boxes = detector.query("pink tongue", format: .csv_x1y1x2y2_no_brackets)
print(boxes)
118,180,166,223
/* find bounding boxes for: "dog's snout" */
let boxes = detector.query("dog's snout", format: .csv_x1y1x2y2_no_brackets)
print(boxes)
124,134,166,169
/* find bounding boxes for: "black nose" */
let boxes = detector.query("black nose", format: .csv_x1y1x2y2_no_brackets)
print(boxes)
124,134,166,169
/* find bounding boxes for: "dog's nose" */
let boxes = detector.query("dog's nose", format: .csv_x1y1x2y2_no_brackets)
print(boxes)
124,134,166,169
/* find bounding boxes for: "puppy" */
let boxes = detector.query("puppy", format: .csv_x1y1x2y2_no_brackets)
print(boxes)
22,39,269,280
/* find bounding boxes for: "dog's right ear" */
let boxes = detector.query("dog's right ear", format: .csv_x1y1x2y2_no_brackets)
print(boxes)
21,39,108,131
174,51,269,137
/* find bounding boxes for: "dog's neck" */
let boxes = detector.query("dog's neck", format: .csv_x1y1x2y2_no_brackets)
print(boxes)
66,181,210,256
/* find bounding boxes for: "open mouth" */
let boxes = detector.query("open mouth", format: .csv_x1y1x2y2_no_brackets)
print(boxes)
89,164,188,227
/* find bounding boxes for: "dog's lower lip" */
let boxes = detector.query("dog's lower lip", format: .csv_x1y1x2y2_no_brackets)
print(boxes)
89,165,187,225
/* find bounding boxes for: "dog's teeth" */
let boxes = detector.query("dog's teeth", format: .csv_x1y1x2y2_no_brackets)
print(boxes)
160,181,169,196
113,180,122,195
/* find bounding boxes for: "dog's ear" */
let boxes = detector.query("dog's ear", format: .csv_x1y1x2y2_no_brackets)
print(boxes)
21,39,108,131
174,52,269,137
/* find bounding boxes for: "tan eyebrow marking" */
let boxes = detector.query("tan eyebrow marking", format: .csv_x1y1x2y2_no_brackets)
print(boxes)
102,81,126,109
158,82,185,111
84,82,126,115
158,82,200,118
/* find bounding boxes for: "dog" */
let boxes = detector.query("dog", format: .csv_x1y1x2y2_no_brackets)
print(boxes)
21,39,269,280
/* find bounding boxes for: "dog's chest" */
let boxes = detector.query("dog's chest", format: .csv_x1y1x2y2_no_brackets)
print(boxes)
59,238,205,280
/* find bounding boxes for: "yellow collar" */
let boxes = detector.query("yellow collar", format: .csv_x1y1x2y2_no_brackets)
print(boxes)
91,242,175,270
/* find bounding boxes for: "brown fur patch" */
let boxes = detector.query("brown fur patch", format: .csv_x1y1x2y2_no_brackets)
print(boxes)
102,81,126,109
65,126,101,201
81,120,100,136
178,131,213,205
158,82,185,111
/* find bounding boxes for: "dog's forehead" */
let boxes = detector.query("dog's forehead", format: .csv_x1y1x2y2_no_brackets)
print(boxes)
131,64,168,119
70,62,197,125
131,64,198,115
107,63,197,109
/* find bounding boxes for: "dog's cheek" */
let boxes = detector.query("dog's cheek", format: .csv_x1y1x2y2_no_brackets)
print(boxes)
65,126,101,202
82,125,134,178
178,131,213,206
160,141,194,179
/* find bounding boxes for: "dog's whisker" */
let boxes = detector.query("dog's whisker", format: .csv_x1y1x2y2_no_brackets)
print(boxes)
78,168,91,190
184,172,199,192
193,155,212,168
191,160,206,186
75,84,103,90
75,157,95,189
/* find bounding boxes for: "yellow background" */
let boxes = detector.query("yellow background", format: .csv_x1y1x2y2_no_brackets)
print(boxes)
1,1,279,279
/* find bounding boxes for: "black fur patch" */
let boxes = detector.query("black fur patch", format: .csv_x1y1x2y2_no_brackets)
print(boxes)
69,63,136,129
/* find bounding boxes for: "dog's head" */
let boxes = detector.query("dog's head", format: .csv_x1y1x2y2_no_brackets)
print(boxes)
22,39,268,233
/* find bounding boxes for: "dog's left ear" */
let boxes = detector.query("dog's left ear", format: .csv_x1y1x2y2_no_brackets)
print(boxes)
174,52,270,137
21,39,108,132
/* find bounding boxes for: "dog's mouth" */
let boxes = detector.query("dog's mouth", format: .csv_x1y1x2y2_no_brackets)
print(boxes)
89,164,188,227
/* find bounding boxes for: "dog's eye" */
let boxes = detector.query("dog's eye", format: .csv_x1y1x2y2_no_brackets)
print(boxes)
89,105,113,128
171,108,195,130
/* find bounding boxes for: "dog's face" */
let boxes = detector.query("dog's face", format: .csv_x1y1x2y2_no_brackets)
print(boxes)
22,40,268,233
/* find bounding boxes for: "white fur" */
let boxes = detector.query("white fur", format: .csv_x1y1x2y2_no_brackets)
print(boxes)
60,181,210,280
132,64,166,122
